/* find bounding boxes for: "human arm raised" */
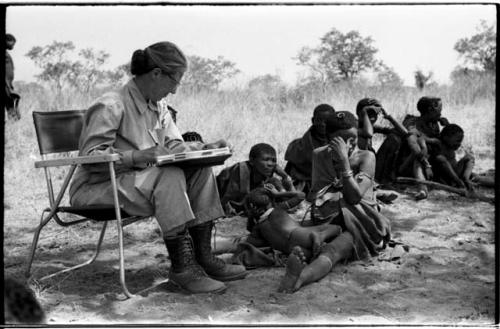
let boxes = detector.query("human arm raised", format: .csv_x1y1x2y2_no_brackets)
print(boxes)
378,108,409,137
329,137,375,205
357,107,374,138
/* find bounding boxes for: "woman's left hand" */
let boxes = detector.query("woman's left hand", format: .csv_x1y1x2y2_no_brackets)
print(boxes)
329,137,350,170
204,139,233,152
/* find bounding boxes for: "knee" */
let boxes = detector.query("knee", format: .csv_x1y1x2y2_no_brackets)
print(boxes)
154,166,186,182
197,166,214,177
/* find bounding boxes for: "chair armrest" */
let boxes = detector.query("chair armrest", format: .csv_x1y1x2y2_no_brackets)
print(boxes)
35,154,120,168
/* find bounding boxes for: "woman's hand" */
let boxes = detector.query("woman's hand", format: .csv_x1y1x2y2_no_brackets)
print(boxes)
329,137,350,171
379,107,390,119
204,139,233,152
132,146,170,164
359,106,368,117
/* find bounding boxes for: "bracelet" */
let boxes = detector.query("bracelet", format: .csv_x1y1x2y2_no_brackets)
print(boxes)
341,170,353,179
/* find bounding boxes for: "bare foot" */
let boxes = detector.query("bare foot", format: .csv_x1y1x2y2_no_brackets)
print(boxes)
278,246,307,293
415,189,428,201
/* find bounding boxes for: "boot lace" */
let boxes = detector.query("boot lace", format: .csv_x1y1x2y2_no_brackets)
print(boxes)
179,235,206,276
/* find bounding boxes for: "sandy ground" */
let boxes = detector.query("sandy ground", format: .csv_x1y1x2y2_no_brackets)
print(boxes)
3,169,496,325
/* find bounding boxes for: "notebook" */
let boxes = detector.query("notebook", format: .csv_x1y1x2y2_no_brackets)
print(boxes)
155,147,232,167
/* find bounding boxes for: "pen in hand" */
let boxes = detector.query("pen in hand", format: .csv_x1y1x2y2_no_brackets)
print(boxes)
148,129,160,146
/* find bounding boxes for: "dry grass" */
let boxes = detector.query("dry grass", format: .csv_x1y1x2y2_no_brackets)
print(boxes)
5,77,495,218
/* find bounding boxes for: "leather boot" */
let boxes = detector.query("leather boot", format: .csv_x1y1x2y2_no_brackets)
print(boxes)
164,229,226,294
189,221,247,282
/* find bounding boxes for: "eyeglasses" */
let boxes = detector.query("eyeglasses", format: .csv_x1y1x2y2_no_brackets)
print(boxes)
161,70,182,85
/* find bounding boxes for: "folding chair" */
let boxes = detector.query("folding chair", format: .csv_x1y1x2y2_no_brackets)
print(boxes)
26,110,146,298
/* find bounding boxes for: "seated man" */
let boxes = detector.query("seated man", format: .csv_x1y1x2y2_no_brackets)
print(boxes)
284,104,336,195
429,123,493,190
356,98,409,153
279,110,392,293
356,98,409,203
376,96,449,200
217,143,305,222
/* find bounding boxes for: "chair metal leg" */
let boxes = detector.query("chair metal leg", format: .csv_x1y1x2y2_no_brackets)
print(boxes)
109,162,135,299
26,220,107,281
25,210,51,278
39,221,108,281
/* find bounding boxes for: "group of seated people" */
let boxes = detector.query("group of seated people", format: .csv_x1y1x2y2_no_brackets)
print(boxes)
284,97,486,201
68,42,491,296
213,96,489,292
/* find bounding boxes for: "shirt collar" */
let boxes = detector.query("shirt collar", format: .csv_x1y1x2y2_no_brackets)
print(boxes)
125,79,159,114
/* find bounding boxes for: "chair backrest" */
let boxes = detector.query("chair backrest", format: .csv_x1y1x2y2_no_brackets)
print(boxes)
32,110,87,155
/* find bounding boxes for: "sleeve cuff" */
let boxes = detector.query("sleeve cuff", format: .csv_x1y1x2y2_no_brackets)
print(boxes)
121,150,135,167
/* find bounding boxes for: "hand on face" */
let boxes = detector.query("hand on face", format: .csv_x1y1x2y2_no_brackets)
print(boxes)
328,136,350,169
363,105,382,123
378,107,389,118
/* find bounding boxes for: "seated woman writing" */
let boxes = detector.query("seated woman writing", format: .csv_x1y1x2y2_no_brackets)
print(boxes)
279,111,392,293
69,42,246,294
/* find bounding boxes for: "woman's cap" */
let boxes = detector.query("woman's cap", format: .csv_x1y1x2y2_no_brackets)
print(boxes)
131,41,187,76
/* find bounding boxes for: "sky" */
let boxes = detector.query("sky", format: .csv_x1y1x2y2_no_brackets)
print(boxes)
6,3,496,86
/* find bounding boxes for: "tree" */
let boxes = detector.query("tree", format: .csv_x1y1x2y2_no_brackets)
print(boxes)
414,69,433,90
375,61,404,87
105,63,132,87
295,28,379,83
70,48,110,93
248,74,283,89
454,20,496,72
182,55,240,91
25,41,77,93
26,41,113,94
295,46,330,87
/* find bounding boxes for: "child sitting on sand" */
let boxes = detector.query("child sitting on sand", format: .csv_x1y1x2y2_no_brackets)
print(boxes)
429,124,493,190
217,143,305,221
243,187,343,259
